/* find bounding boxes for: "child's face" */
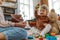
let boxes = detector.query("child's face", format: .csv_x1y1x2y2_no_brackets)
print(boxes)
40,8,47,16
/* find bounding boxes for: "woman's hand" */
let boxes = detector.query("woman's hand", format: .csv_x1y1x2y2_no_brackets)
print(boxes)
43,23,47,26
15,21,26,28
8,21,15,26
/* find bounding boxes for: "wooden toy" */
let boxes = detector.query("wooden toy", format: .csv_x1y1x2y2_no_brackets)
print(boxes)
50,32,56,36
39,37,44,40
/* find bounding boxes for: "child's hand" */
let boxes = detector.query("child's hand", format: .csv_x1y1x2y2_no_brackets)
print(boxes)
40,33,45,37
43,23,47,26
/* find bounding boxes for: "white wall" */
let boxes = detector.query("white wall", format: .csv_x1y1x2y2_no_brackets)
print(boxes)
16,0,40,14
33,0,40,9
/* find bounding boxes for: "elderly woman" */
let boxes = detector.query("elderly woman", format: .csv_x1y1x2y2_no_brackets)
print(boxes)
0,0,27,40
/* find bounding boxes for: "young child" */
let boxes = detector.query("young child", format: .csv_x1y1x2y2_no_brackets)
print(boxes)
48,9,60,34
30,5,52,37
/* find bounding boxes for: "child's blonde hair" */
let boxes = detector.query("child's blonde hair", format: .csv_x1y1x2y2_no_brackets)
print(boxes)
41,4,48,11
38,4,49,13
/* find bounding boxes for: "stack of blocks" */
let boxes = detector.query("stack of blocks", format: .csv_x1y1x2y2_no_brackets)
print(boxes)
28,36,34,40
46,33,57,40
46,36,57,40
27,32,57,40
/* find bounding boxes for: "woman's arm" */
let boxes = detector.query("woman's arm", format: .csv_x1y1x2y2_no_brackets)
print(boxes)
15,22,26,28
0,21,10,27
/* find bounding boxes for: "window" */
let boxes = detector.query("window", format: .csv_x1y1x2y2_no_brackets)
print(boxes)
48,0,60,15
18,0,34,21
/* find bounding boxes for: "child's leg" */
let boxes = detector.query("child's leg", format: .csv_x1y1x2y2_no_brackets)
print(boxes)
40,24,51,37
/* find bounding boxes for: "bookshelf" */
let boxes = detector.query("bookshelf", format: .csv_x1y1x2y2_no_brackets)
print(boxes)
1,0,17,20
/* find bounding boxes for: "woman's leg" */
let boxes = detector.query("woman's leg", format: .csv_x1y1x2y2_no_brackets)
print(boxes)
0,27,27,40
2,27,27,40
0,33,6,40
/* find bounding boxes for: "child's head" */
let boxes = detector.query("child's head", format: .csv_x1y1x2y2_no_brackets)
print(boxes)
40,5,48,16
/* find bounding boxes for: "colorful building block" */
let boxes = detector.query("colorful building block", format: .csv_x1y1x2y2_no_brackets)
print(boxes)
45,34,50,38
50,32,56,36
28,36,34,39
46,36,57,40
39,37,44,40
